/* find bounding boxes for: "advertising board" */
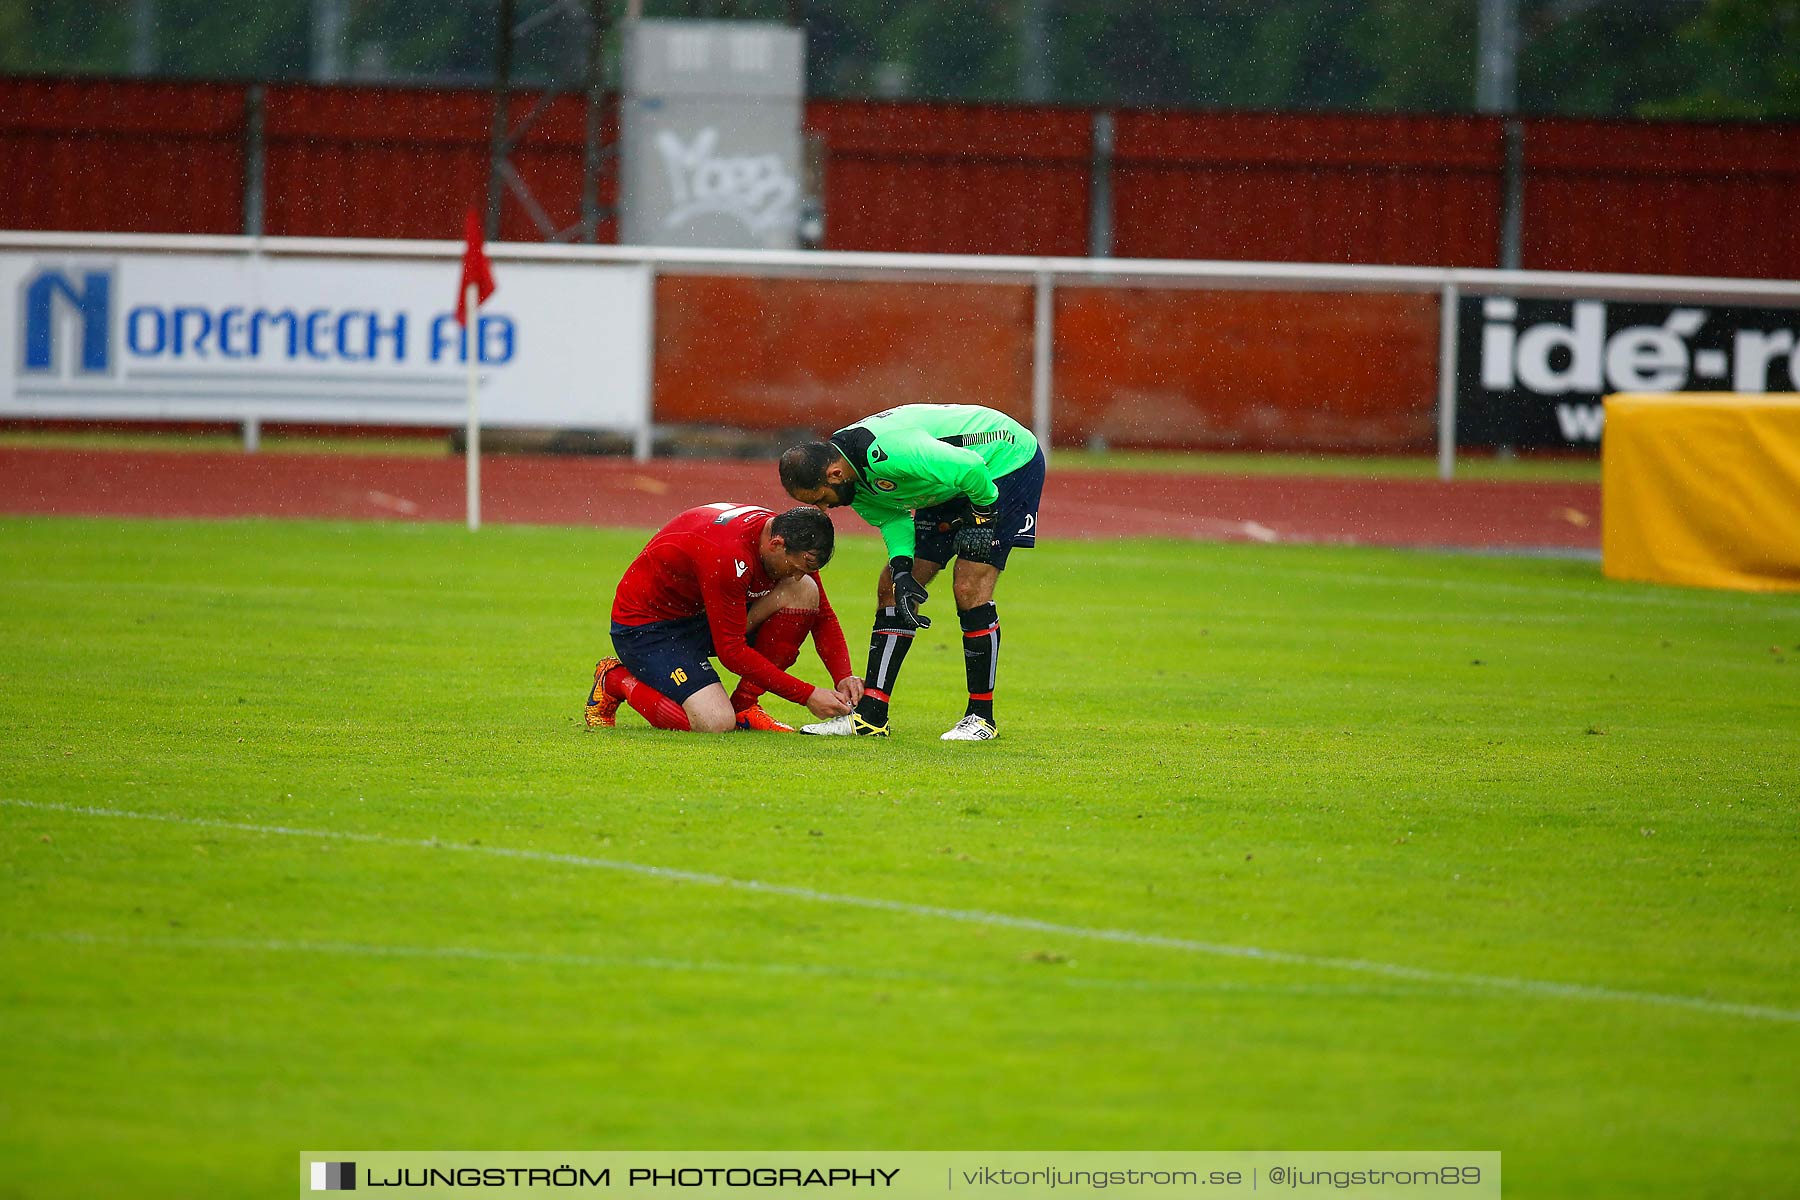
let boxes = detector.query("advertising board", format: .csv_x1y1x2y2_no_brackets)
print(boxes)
3,251,650,431
1456,295,1800,449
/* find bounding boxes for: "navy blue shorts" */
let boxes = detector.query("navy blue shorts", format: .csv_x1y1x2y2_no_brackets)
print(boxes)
913,446,1045,571
610,614,720,702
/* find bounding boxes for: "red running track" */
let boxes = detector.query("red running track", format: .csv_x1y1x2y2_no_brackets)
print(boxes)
0,448,1601,552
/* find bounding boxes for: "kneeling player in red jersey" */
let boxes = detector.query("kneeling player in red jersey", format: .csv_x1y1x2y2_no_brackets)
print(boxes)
585,503,863,733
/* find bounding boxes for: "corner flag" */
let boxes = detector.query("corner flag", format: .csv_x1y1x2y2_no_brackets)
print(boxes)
457,208,496,532
456,208,496,325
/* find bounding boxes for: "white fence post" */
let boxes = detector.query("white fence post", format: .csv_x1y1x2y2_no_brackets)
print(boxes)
1032,269,1054,459
635,261,656,464
1437,279,1460,482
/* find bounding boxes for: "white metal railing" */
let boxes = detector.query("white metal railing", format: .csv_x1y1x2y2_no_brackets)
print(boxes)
6,230,1800,479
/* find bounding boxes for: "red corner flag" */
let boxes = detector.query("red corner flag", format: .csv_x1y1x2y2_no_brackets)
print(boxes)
455,208,496,326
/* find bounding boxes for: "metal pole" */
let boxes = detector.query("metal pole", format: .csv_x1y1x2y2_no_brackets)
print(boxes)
131,0,156,75
1499,118,1524,270
242,85,266,238
1437,280,1460,482
466,283,482,531
486,0,517,242
1032,270,1054,458
581,0,610,243
1476,0,1518,113
1087,110,1113,258
1019,0,1050,102
311,0,345,82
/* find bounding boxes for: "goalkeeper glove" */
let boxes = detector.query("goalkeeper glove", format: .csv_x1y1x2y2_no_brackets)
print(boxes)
890,557,932,630
954,500,999,562
953,523,995,563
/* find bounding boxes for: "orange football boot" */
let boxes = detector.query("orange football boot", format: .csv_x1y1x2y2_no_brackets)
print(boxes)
585,658,623,728
734,703,796,732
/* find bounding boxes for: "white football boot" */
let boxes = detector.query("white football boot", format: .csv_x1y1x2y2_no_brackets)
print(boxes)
940,714,998,741
800,712,889,737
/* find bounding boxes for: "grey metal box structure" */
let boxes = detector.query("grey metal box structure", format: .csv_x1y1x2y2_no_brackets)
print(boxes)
620,20,805,250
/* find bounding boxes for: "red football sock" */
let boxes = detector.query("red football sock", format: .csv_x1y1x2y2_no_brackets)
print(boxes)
603,666,633,702
728,607,817,711
607,667,691,731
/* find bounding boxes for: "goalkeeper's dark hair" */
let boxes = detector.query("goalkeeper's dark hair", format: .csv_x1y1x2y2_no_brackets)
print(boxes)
770,506,837,568
779,441,836,493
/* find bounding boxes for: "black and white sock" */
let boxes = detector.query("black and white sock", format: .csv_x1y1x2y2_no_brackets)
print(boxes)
959,602,999,725
856,606,915,726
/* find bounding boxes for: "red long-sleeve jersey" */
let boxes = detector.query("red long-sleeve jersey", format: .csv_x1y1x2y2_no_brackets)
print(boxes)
611,503,854,706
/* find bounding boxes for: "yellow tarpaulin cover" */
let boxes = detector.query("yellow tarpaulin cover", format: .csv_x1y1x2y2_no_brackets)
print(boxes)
1602,392,1800,593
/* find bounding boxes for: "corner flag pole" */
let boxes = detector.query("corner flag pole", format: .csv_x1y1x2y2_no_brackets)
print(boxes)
466,281,481,532
456,207,496,532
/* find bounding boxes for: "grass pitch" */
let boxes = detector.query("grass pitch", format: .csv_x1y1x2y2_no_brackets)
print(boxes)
2,516,1796,1199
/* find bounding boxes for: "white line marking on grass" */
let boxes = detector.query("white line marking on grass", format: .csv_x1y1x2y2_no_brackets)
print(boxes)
8,798,1798,1025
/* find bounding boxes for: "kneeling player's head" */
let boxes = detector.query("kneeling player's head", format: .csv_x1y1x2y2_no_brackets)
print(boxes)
779,442,855,508
764,506,837,576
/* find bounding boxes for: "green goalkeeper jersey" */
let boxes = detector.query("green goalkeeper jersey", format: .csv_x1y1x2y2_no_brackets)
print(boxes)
829,404,1039,560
